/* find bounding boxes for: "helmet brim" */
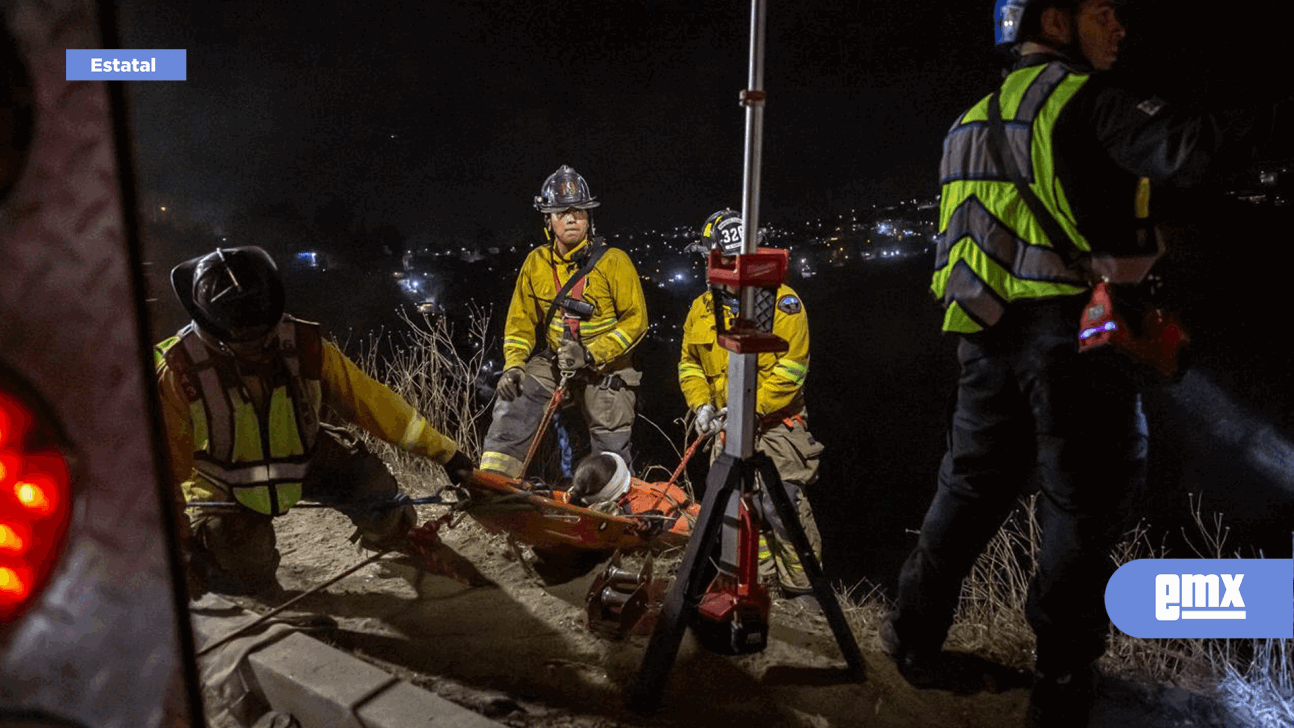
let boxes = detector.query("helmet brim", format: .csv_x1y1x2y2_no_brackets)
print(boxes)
535,200,601,214
170,253,203,323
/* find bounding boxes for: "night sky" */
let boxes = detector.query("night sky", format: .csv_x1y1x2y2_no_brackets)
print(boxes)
115,0,1272,244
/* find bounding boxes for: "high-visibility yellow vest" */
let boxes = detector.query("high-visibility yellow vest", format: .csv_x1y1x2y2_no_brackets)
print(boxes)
155,317,324,515
932,61,1158,334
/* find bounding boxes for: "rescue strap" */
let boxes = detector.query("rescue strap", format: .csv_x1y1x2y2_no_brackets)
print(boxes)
519,369,574,478
534,348,634,391
552,266,588,341
539,241,610,350
759,410,807,431
986,89,1087,275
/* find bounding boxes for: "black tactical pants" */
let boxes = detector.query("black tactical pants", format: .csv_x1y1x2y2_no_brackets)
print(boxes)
892,297,1147,675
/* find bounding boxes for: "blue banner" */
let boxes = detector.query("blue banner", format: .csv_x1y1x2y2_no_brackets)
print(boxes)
1106,559,1293,639
66,49,186,81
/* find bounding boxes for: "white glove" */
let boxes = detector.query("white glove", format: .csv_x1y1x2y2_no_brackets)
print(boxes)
693,404,726,437
557,339,590,373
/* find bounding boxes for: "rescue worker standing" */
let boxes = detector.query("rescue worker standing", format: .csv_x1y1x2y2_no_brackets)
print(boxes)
882,2,1278,725
680,210,824,611
155,246,475,597
480,165,647,478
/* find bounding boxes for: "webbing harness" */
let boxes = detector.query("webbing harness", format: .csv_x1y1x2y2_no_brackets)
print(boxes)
540,241,609,350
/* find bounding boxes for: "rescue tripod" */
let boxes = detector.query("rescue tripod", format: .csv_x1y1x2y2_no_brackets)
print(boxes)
627,440,868,713
627,255,867,714
629,0,863,710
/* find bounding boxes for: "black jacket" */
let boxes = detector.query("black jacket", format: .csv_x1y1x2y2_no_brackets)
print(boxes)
1026,51,1272,252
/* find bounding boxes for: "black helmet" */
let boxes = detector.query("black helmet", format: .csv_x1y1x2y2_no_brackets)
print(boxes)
698,208,745,256
534,165,600,213
171,246,285,342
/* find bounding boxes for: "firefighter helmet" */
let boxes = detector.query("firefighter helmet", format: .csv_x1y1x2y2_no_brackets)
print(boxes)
534,165,600,213
994,0,1089,48
172,246,285,342
699,208,745,256
994,0,1030,46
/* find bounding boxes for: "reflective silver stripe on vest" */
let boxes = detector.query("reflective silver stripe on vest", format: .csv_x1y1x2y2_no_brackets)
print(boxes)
940,121,1032,184
940,63,1070,185
194,460,310,486
276,319,321,443
935,196,1084,286
179,320,315,491
179,325,234,462
944,262,1006,330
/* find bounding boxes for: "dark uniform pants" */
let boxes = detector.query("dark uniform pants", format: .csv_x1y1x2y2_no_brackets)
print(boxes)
481,353,639,478
189,423,415,594
892,298,1147,674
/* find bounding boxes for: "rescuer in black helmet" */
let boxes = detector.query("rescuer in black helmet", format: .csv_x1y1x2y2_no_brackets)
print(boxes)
156,246,476,599
679,209,824,613
882,2,1283,726
176,245,285,358
479,165,647,481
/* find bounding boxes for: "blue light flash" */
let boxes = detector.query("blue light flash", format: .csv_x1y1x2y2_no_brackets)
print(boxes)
1079,320,1118,340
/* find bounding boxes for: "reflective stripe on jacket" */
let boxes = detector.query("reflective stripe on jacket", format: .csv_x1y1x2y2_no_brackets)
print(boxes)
156,318,323,515
501,238,647,371
678,284,809,419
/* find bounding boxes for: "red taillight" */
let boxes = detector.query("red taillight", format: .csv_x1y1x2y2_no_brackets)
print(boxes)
0,388,71,622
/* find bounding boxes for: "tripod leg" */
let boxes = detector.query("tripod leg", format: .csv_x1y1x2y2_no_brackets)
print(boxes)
752,454,867,682
627,452,742,714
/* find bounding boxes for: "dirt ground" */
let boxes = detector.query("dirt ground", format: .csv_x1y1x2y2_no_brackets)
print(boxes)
205,476,1248,728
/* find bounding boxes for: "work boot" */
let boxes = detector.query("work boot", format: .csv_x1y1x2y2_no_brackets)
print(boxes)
879,616,940,688
1025,664,1098,728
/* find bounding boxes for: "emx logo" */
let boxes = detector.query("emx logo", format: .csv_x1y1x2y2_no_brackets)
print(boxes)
1155,573,1245,621
1106,559,1293,639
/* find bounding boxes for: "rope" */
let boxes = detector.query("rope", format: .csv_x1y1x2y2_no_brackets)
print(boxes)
519,370,573,478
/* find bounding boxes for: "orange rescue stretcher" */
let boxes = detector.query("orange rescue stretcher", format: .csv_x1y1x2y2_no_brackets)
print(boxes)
458,468,701,637
460,469,699,555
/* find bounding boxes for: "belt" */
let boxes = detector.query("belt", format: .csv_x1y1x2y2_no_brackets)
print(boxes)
760,410,806,430
533,351,635,391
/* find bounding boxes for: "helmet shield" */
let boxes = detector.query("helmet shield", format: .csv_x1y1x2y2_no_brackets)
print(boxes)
697,209,744,257
171,246,285,342
534,164,600,213
995,0,1029,46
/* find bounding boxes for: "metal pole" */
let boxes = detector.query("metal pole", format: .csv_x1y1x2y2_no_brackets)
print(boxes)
727,0,767,460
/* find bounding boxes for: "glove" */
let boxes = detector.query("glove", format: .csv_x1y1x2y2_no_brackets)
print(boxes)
496,367,524,401
557,339,590,373
693,404,726,437
444,449,475,486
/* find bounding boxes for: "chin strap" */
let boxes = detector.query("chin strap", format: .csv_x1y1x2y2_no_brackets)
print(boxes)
191,320,279,360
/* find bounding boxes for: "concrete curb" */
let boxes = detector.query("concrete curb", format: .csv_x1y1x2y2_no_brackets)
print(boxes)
189,595,508,728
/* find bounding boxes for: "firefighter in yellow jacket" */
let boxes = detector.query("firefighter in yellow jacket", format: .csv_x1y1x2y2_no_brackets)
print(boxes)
155,246,475,597
680,209,825,609
480,165,647,478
